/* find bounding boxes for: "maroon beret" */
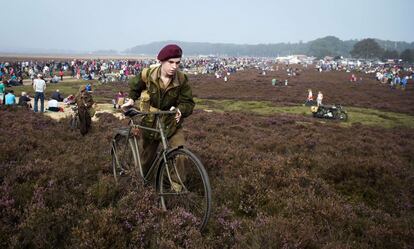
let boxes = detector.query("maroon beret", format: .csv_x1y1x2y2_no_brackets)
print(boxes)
157,44,182,61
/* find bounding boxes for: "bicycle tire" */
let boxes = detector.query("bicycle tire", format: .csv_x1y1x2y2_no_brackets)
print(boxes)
78,108,91,135
111,134,139,185
69,116,78,130
157,148,212,231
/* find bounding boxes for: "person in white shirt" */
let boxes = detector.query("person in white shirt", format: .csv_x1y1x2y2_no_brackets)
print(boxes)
33,74,46,112
47,98,60,112
317,91,323,106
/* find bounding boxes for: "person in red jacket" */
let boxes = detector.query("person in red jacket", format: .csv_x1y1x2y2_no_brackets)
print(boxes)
59,69,64,81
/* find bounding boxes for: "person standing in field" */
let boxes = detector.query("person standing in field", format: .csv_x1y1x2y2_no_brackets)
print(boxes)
33,74,46,112
316,91,323,106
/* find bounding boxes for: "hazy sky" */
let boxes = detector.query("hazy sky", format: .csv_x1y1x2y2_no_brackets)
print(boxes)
3,0,413,51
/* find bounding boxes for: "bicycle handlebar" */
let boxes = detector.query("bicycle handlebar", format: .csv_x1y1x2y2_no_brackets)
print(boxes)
124,108,176,118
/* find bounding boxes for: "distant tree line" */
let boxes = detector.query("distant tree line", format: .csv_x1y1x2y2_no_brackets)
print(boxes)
350,38,414,62
125,37,414,61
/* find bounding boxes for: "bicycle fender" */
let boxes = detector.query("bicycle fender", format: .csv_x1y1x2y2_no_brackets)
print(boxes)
165,145,184,155
114,127,130,137
154,146,185,190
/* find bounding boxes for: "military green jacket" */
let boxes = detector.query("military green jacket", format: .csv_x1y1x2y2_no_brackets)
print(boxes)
75,90,95,116
129,65,195,139
75,91,94,109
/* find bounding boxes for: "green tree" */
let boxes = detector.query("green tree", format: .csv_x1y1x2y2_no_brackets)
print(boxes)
307,36,345,59
400,49,414,63
382,50,399,60
350,39,383,59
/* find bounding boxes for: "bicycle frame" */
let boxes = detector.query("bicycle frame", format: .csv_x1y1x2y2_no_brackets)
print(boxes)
111,108,212,231
116,110,179,184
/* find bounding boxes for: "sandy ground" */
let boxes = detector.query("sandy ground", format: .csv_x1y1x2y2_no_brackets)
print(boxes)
22,76,80,86
21,97,124,121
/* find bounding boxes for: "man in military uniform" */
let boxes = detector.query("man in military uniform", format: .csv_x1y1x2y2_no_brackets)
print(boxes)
122,44,195,187
75,85,95,135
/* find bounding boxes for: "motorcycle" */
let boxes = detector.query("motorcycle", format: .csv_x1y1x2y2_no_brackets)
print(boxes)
311,104,348,121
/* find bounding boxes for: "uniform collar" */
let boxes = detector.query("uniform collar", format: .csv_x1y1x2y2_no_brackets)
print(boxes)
152,65,180,88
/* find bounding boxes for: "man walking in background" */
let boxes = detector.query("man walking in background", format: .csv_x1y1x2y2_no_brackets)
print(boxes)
33,74,46,112
0,80,5,105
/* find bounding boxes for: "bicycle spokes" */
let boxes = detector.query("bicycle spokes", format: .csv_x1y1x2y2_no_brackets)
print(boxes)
158,149,211,231
112,135,138,184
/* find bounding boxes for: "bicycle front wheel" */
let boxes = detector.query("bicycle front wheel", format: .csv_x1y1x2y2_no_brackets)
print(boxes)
157,148,212,231
111,134,139,185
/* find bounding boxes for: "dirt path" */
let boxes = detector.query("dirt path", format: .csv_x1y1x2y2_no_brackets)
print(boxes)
24,97,123,121
22,76,81,86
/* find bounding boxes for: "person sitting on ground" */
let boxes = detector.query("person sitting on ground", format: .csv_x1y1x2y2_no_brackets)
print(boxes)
50,75,60,83
51,89,64,102
18,91,32,108
63,94,75,105
5,90,16,105
17,76,23,85
8,75,19,86
112,91,126,109
47,98,60,112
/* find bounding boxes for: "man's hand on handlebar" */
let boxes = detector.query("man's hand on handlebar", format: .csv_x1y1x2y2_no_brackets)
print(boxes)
170,106,182,123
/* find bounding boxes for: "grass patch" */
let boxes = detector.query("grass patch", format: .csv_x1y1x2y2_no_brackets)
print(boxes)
8,81,413,129
347,107,414,129
8,80,98,97
195,98,414,129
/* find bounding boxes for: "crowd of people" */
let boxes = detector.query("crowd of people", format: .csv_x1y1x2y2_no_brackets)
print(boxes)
1,53,412,118
0,56,279,86
315,58,413,90
0,59,149,85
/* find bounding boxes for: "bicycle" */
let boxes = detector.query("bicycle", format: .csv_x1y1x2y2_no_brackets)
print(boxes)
69,104,92,135
69,105,79,130
111,108,212,231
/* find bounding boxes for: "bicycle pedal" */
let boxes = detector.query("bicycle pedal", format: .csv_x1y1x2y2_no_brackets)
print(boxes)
171,181,183,192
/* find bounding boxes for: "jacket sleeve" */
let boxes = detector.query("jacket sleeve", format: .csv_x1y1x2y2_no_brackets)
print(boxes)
86,94,94,108
177,76,195,118
128,72,146,101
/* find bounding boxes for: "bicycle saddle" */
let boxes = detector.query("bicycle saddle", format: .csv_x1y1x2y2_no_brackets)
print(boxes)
124,108,141,117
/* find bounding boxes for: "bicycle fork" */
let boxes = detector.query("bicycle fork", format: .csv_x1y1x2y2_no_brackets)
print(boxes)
111,139,122,175
158,122,187,192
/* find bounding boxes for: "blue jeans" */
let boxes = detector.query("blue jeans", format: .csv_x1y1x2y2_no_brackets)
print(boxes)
34,92,45,112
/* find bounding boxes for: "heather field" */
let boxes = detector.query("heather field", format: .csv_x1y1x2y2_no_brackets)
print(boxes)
1,66,414,248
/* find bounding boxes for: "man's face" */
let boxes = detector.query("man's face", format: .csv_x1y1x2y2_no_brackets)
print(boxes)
161,58,181,76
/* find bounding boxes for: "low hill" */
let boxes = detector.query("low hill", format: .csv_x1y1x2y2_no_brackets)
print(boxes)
125,36,414,57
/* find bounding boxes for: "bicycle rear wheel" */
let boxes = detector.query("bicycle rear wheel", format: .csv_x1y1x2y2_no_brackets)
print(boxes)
157,148,211,231
69,115,79,130
111,134,139,185
78,108,91,135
